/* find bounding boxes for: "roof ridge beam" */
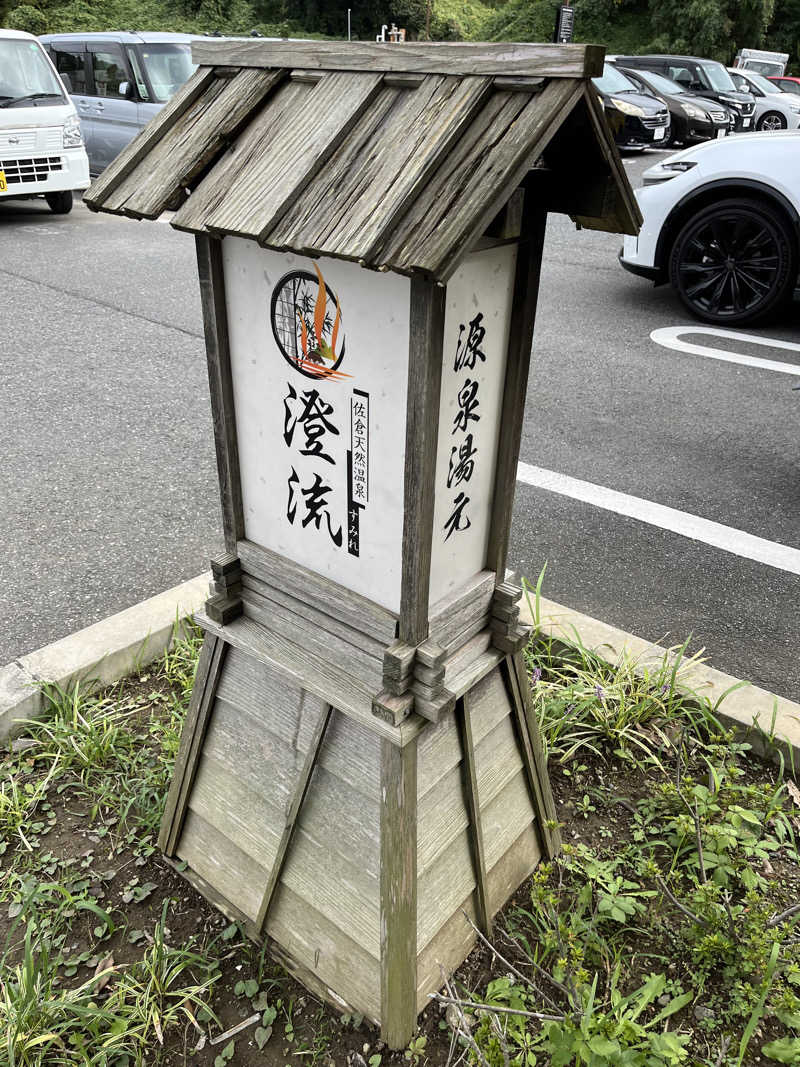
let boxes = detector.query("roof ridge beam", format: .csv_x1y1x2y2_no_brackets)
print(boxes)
190,40,605,79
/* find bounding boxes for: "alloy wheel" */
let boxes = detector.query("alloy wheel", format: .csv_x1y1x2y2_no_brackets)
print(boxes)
674,206,786,320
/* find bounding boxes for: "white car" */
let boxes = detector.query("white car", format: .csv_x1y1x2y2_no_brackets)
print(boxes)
619,132,800,324
0,28,89,213
727,68,800,130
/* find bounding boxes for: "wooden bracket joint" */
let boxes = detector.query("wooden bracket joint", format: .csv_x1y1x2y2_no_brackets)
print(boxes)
206,551,243,624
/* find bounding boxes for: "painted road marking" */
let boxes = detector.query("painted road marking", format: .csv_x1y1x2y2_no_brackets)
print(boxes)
516,462,800,577
651,325,800,376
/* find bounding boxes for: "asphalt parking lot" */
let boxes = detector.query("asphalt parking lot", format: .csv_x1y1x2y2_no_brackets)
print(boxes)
2,148,799,700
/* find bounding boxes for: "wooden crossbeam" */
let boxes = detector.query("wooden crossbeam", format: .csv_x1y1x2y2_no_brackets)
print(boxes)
191,40,605,79
255,702,333,932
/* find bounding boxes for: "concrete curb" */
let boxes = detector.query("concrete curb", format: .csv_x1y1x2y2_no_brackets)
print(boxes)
520,594,800,766
0,573,210,741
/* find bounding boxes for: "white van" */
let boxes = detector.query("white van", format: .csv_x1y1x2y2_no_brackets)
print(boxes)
0,28,89,213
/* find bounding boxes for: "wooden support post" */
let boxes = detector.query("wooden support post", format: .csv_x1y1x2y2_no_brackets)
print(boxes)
380,737,418,1049
456,694,492,938
159,635,227,856
196,234,244,554
486,189,549,582
399,275,446,648
255,703,333,932
501,654,561,859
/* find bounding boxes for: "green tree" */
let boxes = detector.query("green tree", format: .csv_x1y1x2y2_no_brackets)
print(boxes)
7,2,49,31
649,0,776,61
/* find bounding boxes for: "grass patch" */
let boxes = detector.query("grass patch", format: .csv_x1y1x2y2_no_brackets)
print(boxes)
1,602,798,1065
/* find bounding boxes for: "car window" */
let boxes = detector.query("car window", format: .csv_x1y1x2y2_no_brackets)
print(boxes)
666,65,697,89
779,80,800,95
0,37,66,106
125,46,149,101
88,47,129,98
743,71,780,94
699,62,737,91
49,45,88,95
637,70,687,95
138,45,195,103
592,62,638,94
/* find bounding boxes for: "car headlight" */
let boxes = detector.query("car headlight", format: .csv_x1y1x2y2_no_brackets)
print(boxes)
789,101,800,113
62,115,83,148
660,160,699,173
681,102,707,120
610,97,646,117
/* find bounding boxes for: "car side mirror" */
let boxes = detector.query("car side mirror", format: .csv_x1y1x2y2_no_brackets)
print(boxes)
119,80,134,99
60,73,73,94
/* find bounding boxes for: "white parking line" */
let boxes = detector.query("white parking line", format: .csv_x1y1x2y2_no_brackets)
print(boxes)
651,326,800,376
516,462,800,576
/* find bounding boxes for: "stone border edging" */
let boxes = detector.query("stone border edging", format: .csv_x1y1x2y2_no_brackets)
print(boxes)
2,576,796,766
0,573,210,741
520,594,800,768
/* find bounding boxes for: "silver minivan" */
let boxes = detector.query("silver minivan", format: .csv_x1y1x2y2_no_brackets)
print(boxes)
39,31,198,176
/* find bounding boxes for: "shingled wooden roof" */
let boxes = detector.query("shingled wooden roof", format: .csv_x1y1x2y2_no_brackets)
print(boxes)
84,39,640,281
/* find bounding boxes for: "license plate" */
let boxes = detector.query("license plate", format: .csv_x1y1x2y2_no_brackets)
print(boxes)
716,128,726,138
743,117,751,127
653,126,665,140
0,170,6,193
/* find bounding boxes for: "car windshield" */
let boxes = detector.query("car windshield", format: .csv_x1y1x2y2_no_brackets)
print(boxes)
0,37,66,107
139,44,196,103
743,70,781,94
636,70,687,95
748,60,784,76
593,63,638,94
700,62,737,91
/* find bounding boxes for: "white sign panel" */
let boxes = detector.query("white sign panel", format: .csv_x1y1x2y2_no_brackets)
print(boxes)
223,239,410,613
429,244,517,607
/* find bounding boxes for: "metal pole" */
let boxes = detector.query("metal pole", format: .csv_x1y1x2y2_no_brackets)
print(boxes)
347,8,351,40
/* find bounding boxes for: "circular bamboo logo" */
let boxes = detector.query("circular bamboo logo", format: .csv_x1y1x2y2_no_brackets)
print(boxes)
270,264,346,380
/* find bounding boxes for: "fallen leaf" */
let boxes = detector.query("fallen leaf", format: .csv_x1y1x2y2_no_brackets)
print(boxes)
788,780,800,808
93,954,115,992
764,856,775,877
154,1014,164,1045
11,738,37,753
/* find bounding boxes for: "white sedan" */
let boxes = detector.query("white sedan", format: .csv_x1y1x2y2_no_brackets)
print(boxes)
619,132,800,324
728,68,800,131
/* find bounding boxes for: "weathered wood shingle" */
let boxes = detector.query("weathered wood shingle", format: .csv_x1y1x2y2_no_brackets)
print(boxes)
84,39,640,281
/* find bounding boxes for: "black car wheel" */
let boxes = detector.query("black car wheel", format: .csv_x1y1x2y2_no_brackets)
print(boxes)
757,111,787,131
45,190,74,214
669,197,797,325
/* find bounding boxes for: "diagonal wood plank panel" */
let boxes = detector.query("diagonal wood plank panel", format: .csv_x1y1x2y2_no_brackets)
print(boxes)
171,79,312,234
379,78,584,278
203,71,383,240
84,65,217,210
264,74,493,259
111,68,285,219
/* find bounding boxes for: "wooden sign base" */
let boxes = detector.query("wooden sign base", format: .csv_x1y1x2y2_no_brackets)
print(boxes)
159,563,559,1048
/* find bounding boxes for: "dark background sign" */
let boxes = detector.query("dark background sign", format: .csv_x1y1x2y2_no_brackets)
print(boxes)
553,4,575,42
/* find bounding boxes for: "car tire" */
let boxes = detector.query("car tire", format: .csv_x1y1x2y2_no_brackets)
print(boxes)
757,111,787,131
45,190,74,214
669,196,797,325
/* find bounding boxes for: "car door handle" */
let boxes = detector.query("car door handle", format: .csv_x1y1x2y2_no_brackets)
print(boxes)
78,99,90,109
95,102,104,112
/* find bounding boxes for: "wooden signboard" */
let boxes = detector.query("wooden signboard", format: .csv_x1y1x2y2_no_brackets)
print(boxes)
83,37,640,1050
